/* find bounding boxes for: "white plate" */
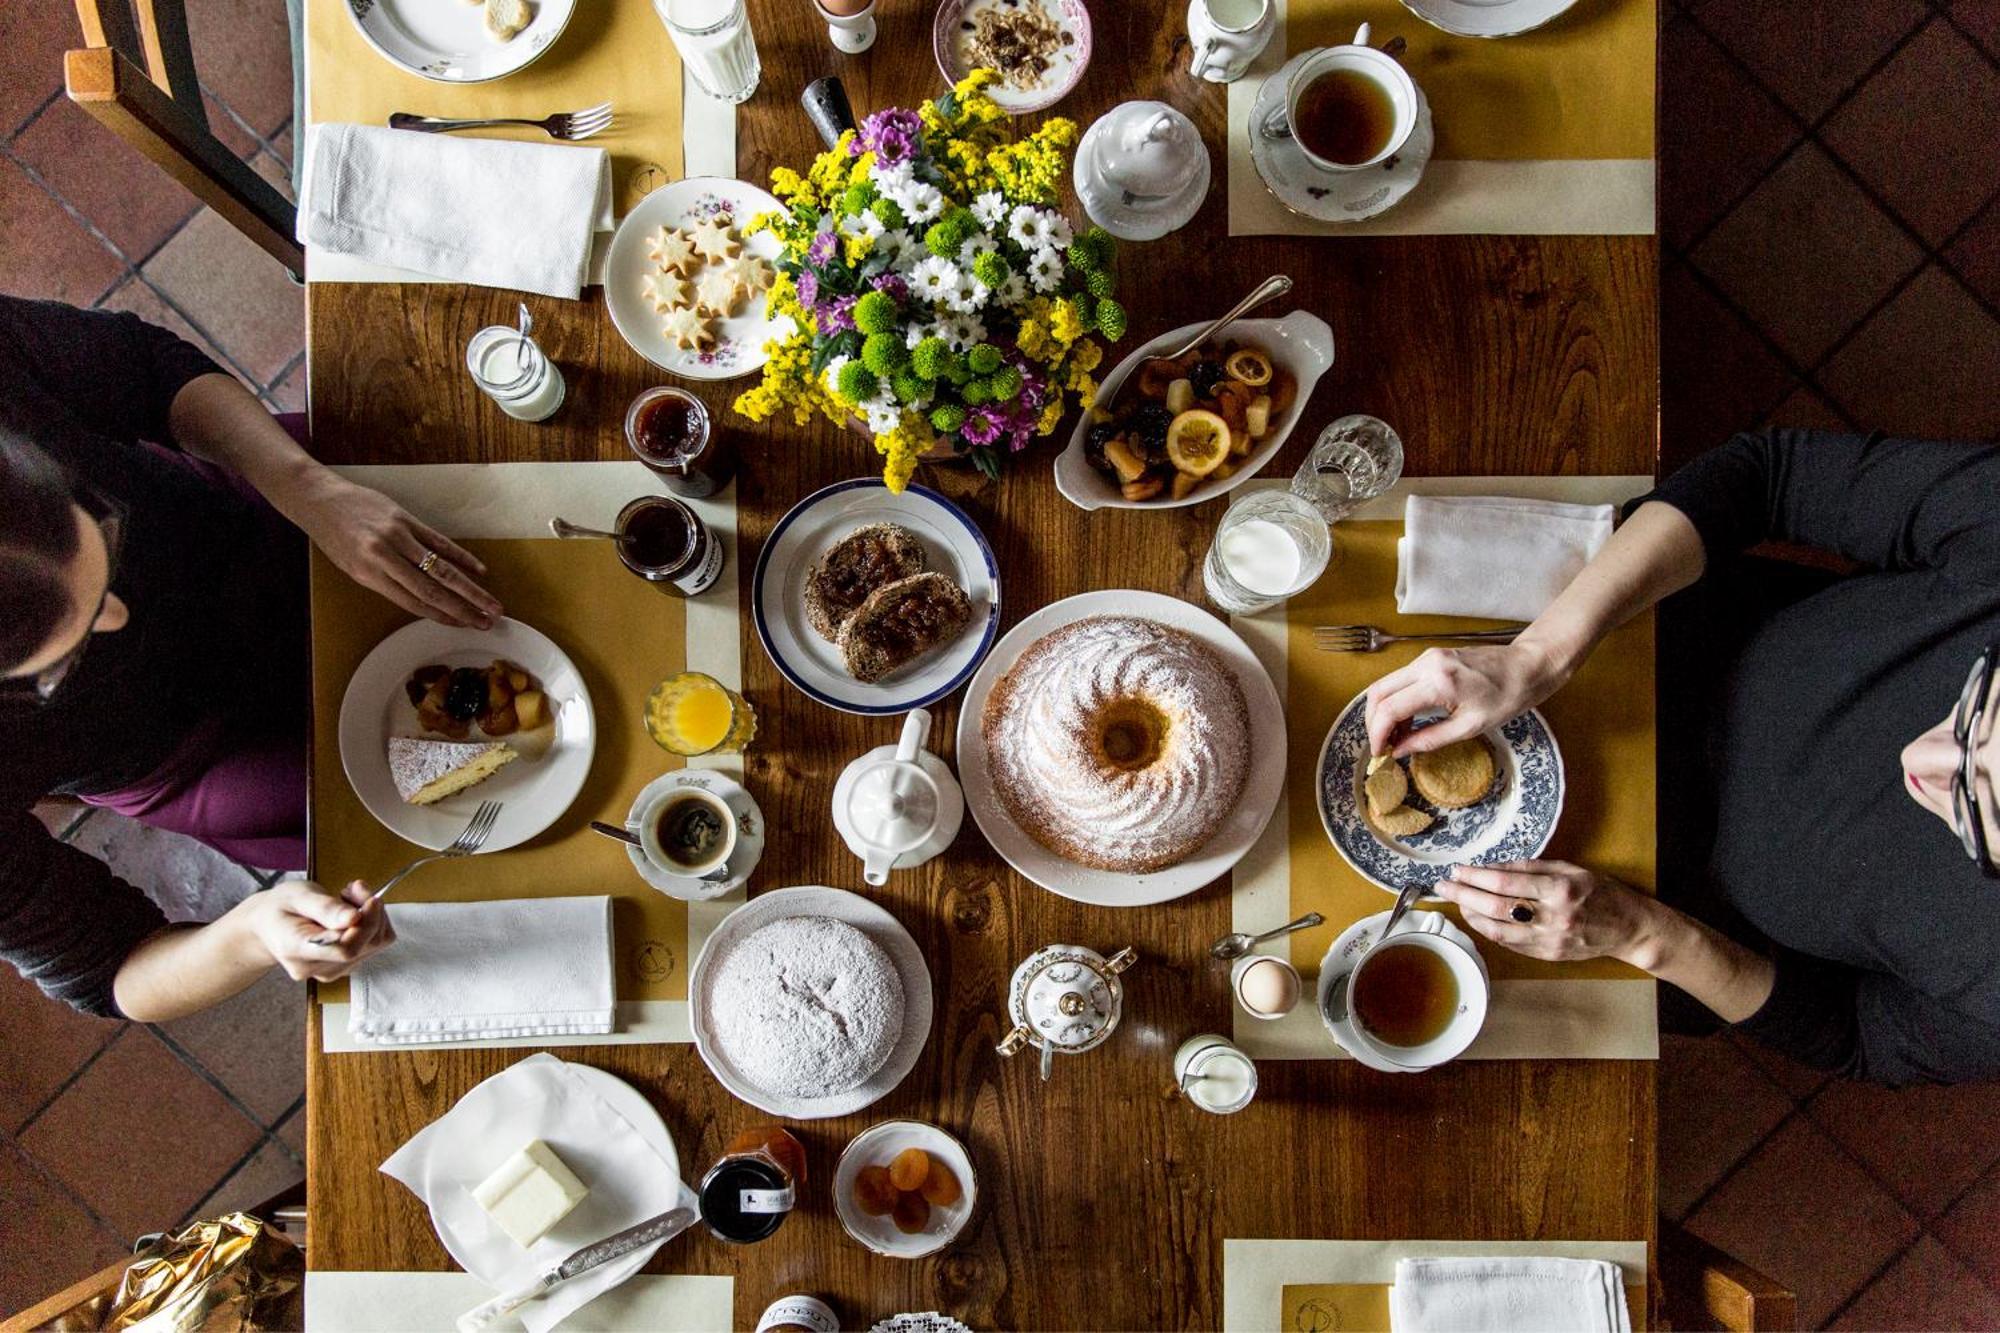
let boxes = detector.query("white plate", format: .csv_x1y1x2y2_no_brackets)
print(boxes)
1314,911,1489,1073
603,177,792,382
753,479,1002,716
833,1121,978,1258
1249,59,1436,225
1399,0,1579,38
689,886,935,1120
337,617,596,853
623,769,764,902
932,0,1093,115
343,0,574,83
1316,691,1564,893
955,590,1287,907
1054,310,1334,512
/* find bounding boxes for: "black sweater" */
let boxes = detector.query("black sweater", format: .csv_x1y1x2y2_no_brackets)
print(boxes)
1648,428,2000,1085
0,296,304,1017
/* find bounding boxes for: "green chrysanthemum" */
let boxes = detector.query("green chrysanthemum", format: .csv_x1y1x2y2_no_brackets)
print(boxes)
891,369,929,404
1094,298,1127,341
910,336,953,380
841,182,876,215
1085,267,1116,299
861,332,907,376
962,378,992,405
1069,292,1095,328
967,343,1004,375
836,362,879,402
853,290,898,336
869,198,906,230
988,366,1024,400
929,402,967,432
971,251,1009,287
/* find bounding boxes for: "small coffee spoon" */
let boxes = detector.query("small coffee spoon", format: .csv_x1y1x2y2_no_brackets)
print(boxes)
588,820,642,846
549,517,627,542
1209,911,1324,961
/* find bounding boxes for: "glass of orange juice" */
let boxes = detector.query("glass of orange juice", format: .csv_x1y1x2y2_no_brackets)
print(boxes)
646,671,756,756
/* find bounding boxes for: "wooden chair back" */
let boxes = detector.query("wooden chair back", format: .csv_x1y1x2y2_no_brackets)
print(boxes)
64,0,303,277
1659,1218,1799,1331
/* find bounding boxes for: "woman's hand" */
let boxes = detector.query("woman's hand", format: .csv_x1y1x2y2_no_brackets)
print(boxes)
1364,643,1563,756
1433,860,1661,966
291,474,502,629
229,879,396,981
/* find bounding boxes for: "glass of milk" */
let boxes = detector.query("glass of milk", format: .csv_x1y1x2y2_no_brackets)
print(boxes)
464,325,565,422
656,0,762,104
1202,489,1333,615
1173,1034,1258,1115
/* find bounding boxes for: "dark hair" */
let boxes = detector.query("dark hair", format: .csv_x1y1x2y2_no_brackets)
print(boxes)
0,438,83,675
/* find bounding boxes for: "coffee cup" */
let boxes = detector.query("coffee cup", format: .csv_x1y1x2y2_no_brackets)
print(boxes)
1258,24,1419,173
1331,912,1487,1069
1187,0,1275,84
634,786,739,881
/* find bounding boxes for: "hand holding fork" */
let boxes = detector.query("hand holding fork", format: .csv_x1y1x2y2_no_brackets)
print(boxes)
308,800,504,947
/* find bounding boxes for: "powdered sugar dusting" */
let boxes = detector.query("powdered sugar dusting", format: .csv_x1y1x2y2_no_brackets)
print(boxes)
981,616,1251,872
710,916,906,1099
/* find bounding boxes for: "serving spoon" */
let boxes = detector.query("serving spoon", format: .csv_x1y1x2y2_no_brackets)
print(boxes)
1098,274,1294,416
1209,911,1324,960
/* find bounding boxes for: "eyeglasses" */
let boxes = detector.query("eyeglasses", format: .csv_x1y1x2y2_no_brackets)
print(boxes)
1952,642,1999,879
0,491,126,706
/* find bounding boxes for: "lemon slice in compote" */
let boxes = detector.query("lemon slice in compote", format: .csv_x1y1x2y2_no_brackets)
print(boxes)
1165,409,1231,477
1224,348,1273,386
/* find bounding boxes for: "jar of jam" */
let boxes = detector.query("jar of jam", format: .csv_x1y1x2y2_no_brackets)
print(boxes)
625,387,734,498
699,1126,806,1244
615,495,723,597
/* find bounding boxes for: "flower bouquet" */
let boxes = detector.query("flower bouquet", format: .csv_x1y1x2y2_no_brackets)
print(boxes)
733,71,1125,491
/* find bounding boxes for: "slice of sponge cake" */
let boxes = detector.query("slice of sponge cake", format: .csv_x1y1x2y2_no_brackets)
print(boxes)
388,737,516,806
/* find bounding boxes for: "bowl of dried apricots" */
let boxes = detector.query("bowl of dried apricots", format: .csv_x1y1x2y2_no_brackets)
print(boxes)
833,1120,977,1258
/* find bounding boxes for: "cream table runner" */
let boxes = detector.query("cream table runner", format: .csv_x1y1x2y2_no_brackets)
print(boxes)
305,1272,733,1331
1228,476,1660,1061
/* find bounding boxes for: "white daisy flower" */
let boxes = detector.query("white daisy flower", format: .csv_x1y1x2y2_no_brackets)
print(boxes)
862,399,905,435
957,234,998,267
823,353,852,395
938,313,986,351
1026,248,1065,293
901,183,946,224
942,269,986,314
1006,204,1040,250
1041,214,1074,251
994,273,1031,308
1011,208,1065,252
971,190,1008,229
840,209,887,241
908,256,961,305
869,160,915,195
906,323,931,349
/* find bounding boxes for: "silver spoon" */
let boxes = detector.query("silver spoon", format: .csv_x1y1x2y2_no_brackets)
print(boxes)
514,302,533,372
1372,881,1425,952
588,820,642,846
549,517,628,543
1210,911,1324,961
1100,274,1294,415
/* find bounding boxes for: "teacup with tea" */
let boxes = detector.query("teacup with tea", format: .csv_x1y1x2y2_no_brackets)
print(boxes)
1259,23,1419,173
1333,911,1488,1069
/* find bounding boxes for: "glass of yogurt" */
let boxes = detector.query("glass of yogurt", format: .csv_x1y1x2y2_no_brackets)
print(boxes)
656,0,762,104
1202,488,1333,614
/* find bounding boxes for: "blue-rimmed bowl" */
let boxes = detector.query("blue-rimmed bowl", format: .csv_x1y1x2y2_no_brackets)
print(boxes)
1316,691,1564,892
752,479,1001,716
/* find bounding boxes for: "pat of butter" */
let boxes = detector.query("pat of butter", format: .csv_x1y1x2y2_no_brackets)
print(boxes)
471,1139,589,1249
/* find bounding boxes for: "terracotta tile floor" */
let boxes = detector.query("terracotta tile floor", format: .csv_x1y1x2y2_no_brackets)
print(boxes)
3,0,2000,1324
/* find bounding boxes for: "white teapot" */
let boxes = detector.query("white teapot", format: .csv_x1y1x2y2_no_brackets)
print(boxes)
832,708,964,885
1072,102,1211,242
996,943,1138,1080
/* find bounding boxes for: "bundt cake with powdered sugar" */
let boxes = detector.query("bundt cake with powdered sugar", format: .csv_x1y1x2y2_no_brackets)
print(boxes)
981,615,1251,873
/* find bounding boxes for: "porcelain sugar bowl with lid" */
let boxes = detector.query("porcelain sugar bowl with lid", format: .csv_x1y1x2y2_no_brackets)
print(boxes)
996,943,1138,1080
1073,100,1211,242
832,707,965,886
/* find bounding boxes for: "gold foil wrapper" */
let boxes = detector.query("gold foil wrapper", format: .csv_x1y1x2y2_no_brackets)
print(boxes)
43,1213,303,1333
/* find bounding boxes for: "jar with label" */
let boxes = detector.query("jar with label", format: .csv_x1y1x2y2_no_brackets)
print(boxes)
699,1126,805,1244
755,1295,839,1333
615,495,723,596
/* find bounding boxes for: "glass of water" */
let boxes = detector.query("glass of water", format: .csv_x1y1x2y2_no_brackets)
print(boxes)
656,0,761,104
1203,489,1333,615
1292,414,1404,523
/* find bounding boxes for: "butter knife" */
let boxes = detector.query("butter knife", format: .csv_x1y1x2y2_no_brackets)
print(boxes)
455,1204,698,1332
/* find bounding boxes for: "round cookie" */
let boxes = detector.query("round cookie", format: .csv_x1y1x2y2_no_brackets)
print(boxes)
1408,736,1497,810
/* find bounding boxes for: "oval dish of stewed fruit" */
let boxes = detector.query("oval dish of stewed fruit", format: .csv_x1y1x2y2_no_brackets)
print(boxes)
1082,342,1298,503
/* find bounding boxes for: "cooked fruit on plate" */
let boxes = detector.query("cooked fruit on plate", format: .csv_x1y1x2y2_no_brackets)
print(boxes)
404,659,549,740
1084,340,1298,503
804,524,972,683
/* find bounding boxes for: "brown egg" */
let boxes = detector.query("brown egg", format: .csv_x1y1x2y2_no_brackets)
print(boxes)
852,1164,898,1217
891,1190,932,1234
888,1146,931,1192
920,1157,962,1207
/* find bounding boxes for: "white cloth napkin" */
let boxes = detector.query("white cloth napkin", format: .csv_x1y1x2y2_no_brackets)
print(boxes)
349,897,615,1044
381,1054,694,1333
1389,1256,1632,1333
298,122,614,299
1395,495,1615,623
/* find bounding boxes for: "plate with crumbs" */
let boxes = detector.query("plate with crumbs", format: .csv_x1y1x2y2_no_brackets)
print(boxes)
343,0,575,83
753,479,1001,716
1317,688,1564,893
688,886,934,1120
955,589,1286,908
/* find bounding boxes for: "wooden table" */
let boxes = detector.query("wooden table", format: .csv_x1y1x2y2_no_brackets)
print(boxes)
304,2,1659,1325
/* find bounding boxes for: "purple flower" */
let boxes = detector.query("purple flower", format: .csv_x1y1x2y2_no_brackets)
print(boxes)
820,295,859,335
857,108,923,165
871,273,909,302
796,269,821,307
960,409,1003,447
807,228,838,266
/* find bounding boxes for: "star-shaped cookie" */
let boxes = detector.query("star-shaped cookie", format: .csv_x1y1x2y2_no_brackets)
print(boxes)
719,255,774,301
647,226,700,274
687,214,740,263
642,270,694,313
695,267,746,317
661,306,714,351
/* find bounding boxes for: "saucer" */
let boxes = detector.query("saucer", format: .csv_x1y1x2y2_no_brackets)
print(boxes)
1400,0,1579,39
1249,54,1435,224
624,769,764,902
1314,909,1488,1073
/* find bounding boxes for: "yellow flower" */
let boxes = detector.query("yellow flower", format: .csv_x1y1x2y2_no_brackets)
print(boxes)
1070,338,1103,373
875,414,936,493
1015,317,1048,360
843,233,875,265
1049,299,1087,346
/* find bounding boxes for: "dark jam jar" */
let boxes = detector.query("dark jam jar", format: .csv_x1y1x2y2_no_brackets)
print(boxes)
615,495,723,597
625,387,733,498
698,1127,804,1244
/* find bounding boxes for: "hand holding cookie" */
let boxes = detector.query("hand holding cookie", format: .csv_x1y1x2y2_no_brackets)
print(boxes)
1365,644,1563,758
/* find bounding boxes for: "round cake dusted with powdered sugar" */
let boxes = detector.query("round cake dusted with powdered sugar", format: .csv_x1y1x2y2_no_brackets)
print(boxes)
981,615,1251,873
709,916,905,1100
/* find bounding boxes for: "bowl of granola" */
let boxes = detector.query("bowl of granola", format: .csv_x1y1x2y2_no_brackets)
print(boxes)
934,0,1092,115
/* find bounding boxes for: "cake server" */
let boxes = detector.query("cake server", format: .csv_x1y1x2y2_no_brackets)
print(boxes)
455,1202,699,1332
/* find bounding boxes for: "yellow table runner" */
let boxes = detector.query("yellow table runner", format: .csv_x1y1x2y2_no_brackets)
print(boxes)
305,0,685,214
1280,519,1655,985
1289,0,1656,162
310,539,693,1005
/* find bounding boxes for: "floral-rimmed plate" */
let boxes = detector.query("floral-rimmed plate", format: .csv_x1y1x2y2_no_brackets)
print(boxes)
604,177,792,382
622,769,763,902
343,0,574,83
932,0,1092,115
1316,690,1564,893
1400,0,1580,38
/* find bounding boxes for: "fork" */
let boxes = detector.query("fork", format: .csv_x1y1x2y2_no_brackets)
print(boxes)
387,102,614,141
307,800,504,946
1314,624,1525,653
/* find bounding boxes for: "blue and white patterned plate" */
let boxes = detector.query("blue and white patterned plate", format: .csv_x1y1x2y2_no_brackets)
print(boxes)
1316,692,1564,893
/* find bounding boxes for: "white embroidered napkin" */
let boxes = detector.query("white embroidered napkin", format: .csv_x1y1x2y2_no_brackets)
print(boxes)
1388,1256,1632,1333
1395,495,1615,623
298,123,614,299
349,898,615,1044
381,1054,693,1333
